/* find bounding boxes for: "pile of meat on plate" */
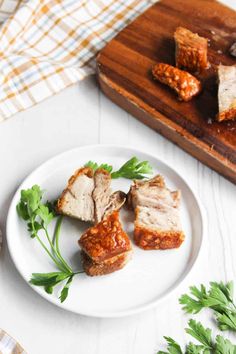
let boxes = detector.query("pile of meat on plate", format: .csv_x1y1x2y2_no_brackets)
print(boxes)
152,26,236,122
56,167,185,276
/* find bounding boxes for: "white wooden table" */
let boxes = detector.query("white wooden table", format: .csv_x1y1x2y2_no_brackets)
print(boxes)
0,1,236,352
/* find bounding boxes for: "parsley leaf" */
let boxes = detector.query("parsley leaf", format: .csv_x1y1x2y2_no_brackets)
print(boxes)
215,335,236,354
161,337,183,354
84,157,153,180
186,320,212,349
179,282,236,332
158,320,236,354
84,161,113,173
17,185,83,303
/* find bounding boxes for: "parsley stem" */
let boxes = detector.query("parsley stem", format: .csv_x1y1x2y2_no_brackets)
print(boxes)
53,216,73,273
35,234,65,272
44,227,71,273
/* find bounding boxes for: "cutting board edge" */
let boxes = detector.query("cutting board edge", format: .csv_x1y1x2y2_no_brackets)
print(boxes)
97,69,236,185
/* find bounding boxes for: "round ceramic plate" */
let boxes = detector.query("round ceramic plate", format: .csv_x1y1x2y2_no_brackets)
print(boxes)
7,145,204,318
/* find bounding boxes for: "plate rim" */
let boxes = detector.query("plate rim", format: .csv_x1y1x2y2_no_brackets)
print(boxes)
6,144,206,318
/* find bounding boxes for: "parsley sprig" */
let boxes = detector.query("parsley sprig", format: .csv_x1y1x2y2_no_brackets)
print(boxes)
179,282,236,332
17,185,83,302
85,156,153,180
158,319,236,354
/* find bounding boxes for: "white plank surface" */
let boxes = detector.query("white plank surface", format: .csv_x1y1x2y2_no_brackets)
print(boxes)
0,1,236,352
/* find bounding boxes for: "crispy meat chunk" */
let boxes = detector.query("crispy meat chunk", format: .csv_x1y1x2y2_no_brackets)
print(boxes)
128,175,185,250
134,206,185,250
152,63,201,102
79,211,132,275
217,65,236,122
57,167,95,222
81,251,132,276
174,27,208,72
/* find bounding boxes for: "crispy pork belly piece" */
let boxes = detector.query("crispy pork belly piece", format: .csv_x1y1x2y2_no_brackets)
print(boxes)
81,251,132,277
217,65,236,122
79,211,132,276
57,167,95,222
152,63,201,102
134,206,185,250
128,175,184,250
174,27,208,72
57,168,126,223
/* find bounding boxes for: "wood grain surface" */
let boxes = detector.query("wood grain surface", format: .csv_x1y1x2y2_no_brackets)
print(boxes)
97,0,236,184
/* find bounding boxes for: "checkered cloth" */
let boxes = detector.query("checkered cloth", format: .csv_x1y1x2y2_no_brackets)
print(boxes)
0,329,26,354
0,0,156,121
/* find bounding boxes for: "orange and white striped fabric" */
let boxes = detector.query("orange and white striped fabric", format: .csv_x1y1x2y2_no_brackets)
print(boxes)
0,0,156,121
0,329,26,354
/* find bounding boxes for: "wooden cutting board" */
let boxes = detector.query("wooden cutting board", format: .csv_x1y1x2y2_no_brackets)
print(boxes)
96,0,236,184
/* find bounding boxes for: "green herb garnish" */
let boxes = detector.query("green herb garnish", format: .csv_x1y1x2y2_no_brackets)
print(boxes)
157,319,236,354
179,282,236,332
85,156,153,180
17,185,83,302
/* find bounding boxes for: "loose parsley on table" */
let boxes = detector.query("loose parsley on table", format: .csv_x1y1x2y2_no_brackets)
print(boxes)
85,156,153,180
16,185,83,303
158,319,236,354
179,282,236,332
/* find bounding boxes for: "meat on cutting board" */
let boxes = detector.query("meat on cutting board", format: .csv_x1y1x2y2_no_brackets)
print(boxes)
217,65,236,122
174,27,208,72
152,63,201,102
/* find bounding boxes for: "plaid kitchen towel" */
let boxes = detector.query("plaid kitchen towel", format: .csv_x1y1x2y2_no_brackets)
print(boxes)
0,329,26,354
0,0,156,121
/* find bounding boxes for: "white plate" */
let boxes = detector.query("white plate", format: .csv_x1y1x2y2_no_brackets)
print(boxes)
7,145,204,318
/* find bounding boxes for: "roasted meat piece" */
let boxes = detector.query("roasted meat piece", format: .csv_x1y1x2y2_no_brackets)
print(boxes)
174,27,208,72
128,175,185,250
57,168,126,223
79,211,132,276
57,167,95,222
152,63,201,102
217,65,236,122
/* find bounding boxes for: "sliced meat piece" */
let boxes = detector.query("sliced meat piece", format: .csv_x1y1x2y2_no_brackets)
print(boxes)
103,191,126,219
174,27,208,72
128,175,180,210
152,63,201,102
134,206,185,250
57,167,95,222
93,169,112,223
217,65,236,122
79,211,132,276
57,168,126,223
128,175,185,250
81,251,132,276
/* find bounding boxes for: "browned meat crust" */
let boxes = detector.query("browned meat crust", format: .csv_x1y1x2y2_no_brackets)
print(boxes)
152,63,201,102
81,250,132,276
174,27,208,72
217,108,236,122
79,211,132,275
134,224,185,250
